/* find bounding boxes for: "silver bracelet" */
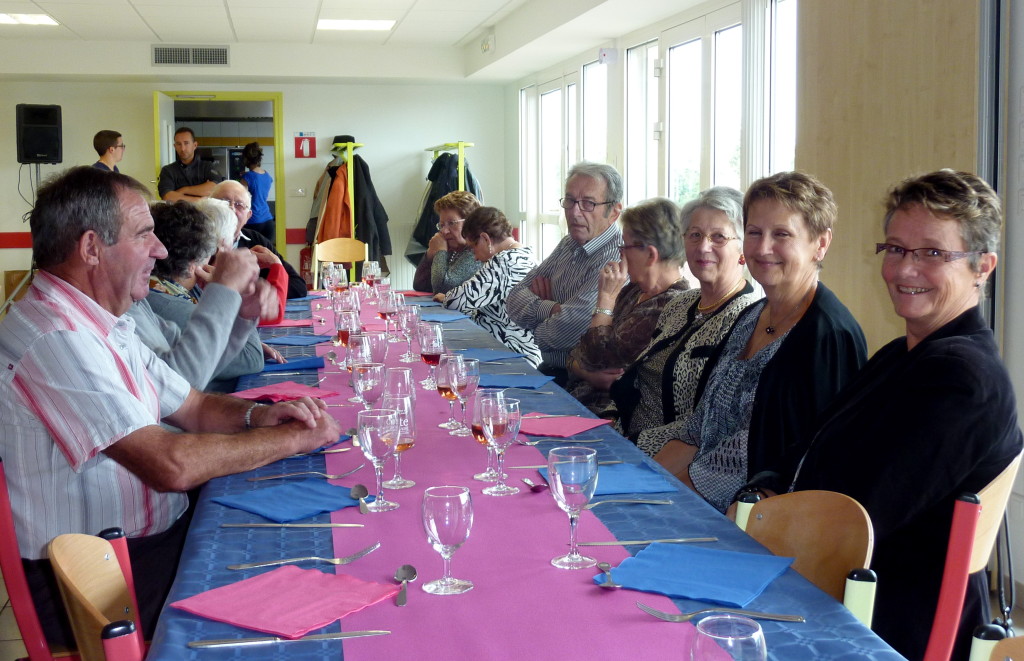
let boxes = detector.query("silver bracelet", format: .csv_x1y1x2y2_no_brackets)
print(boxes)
593,307,614,316
244,402,265,429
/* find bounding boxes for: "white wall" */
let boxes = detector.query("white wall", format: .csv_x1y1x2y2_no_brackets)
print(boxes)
0,80,507,291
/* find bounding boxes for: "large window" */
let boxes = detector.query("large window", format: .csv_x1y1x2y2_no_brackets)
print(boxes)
582,61,608,162
625,40,659,204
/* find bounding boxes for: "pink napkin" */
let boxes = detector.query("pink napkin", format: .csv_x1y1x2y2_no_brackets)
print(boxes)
261,318,314,328
170,566,398,638
232,382,340,402
519,413,612,437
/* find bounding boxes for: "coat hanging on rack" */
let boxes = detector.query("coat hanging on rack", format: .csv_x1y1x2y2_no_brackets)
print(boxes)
405,151,483,266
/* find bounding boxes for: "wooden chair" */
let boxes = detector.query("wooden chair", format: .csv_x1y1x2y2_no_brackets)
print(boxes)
47,532,145,661
313,237,366,289
989,635,1024,660
0,457,79,660
924,452,1023,661
736,490,877,626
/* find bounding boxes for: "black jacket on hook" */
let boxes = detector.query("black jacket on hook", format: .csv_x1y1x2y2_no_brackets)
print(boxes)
406,152,483,266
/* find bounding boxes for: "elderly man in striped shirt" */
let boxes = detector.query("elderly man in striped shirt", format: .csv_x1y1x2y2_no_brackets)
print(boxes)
0,166,341,644
506,162,624,385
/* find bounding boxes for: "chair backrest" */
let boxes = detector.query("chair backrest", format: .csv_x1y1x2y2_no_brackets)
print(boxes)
47,534,144,661
742,490,874,602
924,452,1023,661
990,634,1024,660
0,457,70,661
315,237,366,265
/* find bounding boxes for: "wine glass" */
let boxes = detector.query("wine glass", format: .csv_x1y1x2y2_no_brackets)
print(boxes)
396,305,422,362
482,398,520,497
691,614,767,660
377,289,399,338
387,292,406,343
451,358,479,436
363,330,389,363
357,408,400,512
334,309,361,347
436,354,464,430
548,446,599,569
376,275,391,299
382,394,415,489
352,362,384,409
418,322,445,389
384,367,417,404
345,333,370,402
328,263,349,294
421,486,474,595
362,261,380,300
470,391,506,483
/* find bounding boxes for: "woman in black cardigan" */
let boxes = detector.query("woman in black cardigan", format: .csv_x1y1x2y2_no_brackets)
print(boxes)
654,171,867,511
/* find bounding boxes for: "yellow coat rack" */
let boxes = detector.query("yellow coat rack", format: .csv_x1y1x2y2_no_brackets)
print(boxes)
424,141,474,191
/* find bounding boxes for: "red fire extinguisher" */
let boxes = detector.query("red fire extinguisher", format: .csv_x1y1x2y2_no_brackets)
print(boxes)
299,245,313,290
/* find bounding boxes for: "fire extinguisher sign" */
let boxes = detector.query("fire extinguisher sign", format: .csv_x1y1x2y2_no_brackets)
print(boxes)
294,132,316,159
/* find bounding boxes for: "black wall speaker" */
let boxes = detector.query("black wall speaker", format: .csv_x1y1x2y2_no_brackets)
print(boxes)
16,104,62,164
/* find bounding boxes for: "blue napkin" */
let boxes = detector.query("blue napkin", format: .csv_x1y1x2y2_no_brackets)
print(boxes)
264,335,331,347
478,374,554,389
593,543,794,607
412,300,443,307
212,479,365,522
288,294,325,302
315,434,352,452
421,311,469,322
538,463,676,496
285,303,310,311
261,356,325,372
457,348,525,362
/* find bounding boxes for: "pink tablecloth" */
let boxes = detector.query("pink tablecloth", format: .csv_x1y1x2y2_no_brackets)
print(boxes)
313,302,693,660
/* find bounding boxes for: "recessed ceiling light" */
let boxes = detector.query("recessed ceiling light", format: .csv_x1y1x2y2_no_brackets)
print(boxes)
317,19,394,31
1,13,59,26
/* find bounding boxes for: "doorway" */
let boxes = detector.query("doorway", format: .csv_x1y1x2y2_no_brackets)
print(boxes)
153,91,286,248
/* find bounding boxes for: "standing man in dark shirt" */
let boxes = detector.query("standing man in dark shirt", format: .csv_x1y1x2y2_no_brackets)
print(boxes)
92,130,124,172
158,127,223,202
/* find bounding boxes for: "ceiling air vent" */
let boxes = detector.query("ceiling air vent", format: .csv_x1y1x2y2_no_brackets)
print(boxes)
152,45,229,67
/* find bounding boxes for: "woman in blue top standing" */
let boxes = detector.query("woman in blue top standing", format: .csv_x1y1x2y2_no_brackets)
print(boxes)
241,141,275,247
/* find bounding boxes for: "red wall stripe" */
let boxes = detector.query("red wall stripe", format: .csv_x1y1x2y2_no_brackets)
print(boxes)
285,228,306,245
0,232,32,249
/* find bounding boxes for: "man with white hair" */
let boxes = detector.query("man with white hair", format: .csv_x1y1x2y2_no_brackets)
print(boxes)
212,180,307,298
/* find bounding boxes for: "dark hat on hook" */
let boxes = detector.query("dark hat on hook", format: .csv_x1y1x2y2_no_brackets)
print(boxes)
332,135,356,144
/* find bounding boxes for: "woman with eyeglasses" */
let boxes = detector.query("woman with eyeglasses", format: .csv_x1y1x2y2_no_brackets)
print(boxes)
434,206,541,365
610,187,757,446
564,198,691,413
412,190,483,293
661,171,867,512
740,170,1022,660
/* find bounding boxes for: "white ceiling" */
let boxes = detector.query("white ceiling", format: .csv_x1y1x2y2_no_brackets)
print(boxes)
0,0,704,81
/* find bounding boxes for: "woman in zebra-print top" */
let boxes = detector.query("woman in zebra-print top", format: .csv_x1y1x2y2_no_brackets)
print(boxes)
434,207,542,366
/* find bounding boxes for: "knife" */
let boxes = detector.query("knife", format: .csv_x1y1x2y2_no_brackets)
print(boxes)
189,630,390,648
507,460,624,469
577,537,718,545
220,523,364,528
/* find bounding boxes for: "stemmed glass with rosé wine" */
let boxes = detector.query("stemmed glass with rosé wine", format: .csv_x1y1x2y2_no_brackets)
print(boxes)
417,322,445,390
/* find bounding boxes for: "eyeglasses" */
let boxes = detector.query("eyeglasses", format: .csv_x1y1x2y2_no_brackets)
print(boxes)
685,231,737,246
560,197,614,213
618,243,646,253
115,144,126,150
436,219,465,231
224,200,250,211
875,243,982,265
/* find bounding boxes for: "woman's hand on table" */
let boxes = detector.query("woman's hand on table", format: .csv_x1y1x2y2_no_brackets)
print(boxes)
654,439,698,489
433,293,447,303
262,343,285,363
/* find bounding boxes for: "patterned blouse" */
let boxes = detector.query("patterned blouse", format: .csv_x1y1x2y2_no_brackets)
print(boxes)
630,285,758,455
566,280,689,412
683,300,787,512
413,248,481,293
443,247,542,366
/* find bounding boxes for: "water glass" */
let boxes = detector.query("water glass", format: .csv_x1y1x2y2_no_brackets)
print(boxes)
691,615,767,660
363,330,389,363
384,367,416,404
482,398,520,497
357,408,400,512
422,486,474,595
548,446,598,569
382,394,415,489
396,304,421,362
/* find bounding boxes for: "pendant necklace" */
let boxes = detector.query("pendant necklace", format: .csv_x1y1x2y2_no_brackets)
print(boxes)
765,287,814,335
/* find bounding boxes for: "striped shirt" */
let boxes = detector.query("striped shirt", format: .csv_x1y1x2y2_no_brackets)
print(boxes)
505,223,622,368
0,271,190,558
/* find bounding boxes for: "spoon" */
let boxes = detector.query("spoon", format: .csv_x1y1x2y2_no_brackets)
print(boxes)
521,477,548,492
597,562,621,589
350,484,370,514
394,564,417,606
325,350,340,365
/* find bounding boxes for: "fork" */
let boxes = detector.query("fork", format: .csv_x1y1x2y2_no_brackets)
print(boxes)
635,601,805,623
228,541,381,570
247,464,365,481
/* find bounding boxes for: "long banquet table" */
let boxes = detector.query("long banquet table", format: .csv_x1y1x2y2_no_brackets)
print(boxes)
146,292,904,660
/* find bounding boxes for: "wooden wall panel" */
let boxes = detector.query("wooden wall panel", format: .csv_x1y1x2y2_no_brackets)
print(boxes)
797,0,979,352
